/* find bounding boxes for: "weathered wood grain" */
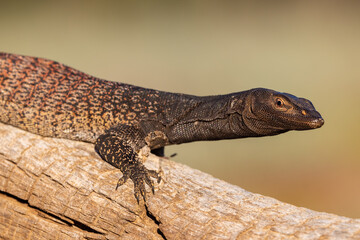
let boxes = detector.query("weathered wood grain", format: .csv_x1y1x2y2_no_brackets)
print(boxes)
0,123,359,240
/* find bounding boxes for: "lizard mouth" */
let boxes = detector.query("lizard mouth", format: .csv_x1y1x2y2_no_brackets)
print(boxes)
290,116,324,130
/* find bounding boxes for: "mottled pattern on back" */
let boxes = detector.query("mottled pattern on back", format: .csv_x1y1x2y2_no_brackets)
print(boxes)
0,53,164,143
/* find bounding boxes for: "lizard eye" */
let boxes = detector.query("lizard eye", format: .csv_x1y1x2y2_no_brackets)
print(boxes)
275,98,284,107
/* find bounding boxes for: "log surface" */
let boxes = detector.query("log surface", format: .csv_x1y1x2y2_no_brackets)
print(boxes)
0,123,359,240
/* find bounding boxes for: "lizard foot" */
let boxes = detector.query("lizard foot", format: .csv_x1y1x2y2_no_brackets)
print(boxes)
95,125,162,203
116,162,161,203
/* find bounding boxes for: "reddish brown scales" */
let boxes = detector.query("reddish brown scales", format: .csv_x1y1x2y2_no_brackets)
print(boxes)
0,53,164,143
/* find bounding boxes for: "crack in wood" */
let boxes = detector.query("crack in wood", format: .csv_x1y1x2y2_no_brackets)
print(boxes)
0,191,105,235
145,204,166,240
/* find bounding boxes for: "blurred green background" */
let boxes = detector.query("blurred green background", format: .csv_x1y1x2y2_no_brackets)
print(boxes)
1,1,359,218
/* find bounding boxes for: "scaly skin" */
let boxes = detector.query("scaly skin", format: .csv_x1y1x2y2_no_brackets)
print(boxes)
0,52,324,203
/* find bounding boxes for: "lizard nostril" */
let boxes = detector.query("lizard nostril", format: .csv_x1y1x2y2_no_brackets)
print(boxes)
301,110,307,116
318,118,325,126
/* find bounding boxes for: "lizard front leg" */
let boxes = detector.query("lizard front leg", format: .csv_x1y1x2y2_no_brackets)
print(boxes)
95,125,161,203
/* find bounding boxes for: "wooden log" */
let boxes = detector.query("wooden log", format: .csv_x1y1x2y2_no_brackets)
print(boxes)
0,123,359,240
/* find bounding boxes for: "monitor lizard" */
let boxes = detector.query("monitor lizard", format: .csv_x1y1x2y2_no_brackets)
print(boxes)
0,52,324,202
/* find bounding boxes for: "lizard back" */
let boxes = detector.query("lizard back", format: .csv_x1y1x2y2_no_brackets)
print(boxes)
0,53,167,143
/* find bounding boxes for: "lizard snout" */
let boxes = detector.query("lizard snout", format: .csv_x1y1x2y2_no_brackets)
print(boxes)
308,117,324,129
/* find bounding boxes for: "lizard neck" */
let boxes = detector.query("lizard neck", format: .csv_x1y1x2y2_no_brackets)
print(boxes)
164,91,265,144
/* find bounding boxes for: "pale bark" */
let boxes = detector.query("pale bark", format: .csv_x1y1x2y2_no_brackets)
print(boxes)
0,123,359,240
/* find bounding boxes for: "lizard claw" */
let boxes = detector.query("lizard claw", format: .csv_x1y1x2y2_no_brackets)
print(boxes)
134,190,141,204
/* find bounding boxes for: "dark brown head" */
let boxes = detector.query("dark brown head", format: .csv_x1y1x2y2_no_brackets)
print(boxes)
239,88,324,136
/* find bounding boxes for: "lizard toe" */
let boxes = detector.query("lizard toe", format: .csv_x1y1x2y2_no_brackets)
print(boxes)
144,172,155,194
134,187,141,204
147,169,162,184
115,172,130,190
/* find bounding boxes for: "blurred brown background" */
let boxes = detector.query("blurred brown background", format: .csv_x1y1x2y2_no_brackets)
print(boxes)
1,1,359,218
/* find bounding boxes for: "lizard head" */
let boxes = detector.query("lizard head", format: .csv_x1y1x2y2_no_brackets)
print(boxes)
238,88,324,136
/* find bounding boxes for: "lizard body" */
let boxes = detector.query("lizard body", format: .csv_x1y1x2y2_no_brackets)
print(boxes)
0,52,324,202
